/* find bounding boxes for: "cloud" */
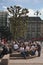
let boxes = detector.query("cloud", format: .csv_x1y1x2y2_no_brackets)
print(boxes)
33,0,39,4
39,9,43,19
3,6,7,9
8,0,30,3
27,8,43,20
0,3,3,5
2,6,8,12
40,9,43,14
2,3,43,19
31,0,43,4
11,0,43,3
27,9,35,16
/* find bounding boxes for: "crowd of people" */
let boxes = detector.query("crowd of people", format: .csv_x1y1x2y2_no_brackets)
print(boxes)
0,39,42,59
12,40,41,59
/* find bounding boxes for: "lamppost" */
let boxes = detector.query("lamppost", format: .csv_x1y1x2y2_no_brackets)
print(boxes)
34,10,41,39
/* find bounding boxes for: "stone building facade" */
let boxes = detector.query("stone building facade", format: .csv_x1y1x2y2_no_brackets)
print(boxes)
0,11,11,39
9,16,43,40
25,17,43,40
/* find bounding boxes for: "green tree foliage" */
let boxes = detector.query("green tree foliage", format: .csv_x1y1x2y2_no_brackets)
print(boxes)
7,5,29,39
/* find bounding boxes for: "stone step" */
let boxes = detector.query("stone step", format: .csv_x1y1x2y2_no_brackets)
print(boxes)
10,53,21,57
10,55,37,59
9,63,43,65
10,57,24,59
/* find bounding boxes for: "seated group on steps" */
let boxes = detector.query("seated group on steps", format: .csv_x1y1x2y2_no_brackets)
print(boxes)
0,40,41,59
13,41,41,59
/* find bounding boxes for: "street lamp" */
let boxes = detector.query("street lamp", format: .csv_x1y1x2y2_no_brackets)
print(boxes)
34,10,41,39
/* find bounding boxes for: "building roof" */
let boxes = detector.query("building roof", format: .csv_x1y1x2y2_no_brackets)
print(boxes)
28,17,41,21
0,11,8,16
20,16,42,21
9,15,42,21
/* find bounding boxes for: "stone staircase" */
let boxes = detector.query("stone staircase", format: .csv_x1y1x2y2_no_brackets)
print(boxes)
0,47,43,65
9,63,43,65
8,47,43,65
10,52,37,59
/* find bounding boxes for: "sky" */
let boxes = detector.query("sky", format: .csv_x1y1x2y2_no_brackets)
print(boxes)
0,0,43,19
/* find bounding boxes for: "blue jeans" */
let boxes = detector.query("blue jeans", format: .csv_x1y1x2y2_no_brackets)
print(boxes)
30,50,35,56
21,51,26,58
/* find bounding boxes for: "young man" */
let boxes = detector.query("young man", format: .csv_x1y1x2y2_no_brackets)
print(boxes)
19,44,26,59
30,44,36,56
36,42,41,57
25,44,30,56
13,41,19,51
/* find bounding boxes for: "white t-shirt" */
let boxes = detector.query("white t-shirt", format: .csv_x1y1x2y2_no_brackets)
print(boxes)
24,42,28,45
14,44,19,49
31,45,35,51
25,46,30,51
20,47,24,52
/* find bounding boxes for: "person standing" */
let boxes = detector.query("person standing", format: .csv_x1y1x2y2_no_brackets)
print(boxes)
36,42,41,57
